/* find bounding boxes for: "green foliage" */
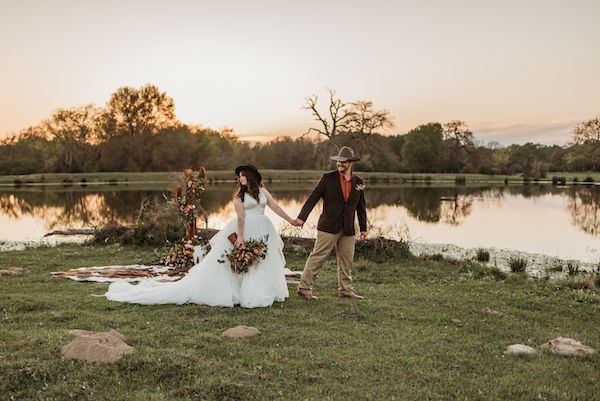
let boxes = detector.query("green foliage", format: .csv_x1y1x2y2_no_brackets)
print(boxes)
401,123,444,172
354,236,410,262
476,248,490,262
509,256,528,273
1,85,599,175
566,260,581,276
92,198,183,246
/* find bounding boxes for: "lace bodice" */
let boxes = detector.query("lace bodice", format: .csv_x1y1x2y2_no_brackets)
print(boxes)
243,189,267,215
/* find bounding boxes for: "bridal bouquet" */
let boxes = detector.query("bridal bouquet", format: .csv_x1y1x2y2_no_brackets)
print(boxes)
219,235,269,274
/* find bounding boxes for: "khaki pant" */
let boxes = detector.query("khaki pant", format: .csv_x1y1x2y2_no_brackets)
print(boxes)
299,230,356,293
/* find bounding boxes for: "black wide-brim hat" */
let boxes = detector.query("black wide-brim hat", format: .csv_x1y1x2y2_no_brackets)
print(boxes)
234,164,262,183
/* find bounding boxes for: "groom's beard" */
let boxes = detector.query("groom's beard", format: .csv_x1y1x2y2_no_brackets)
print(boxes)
337,165,351,174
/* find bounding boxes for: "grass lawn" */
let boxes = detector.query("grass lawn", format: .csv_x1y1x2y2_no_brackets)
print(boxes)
1,244,599,400
548,171,600,182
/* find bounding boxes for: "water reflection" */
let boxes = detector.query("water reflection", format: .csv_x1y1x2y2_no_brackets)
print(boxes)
0,184,598,261
567,187,600,235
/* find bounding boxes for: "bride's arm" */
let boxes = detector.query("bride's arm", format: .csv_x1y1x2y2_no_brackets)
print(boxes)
263,188,293,223
233,198,245,245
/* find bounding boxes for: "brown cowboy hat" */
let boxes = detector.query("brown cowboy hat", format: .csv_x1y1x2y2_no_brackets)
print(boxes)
234,164,262,183
330,146,360,162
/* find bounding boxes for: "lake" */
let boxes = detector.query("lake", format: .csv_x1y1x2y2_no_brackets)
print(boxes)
0,183,598,262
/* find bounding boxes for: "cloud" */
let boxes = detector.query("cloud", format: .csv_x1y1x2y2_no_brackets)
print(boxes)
471,120,579,146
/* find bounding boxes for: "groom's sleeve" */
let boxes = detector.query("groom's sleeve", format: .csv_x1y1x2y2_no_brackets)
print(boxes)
298,175,326,221
357,189,367,232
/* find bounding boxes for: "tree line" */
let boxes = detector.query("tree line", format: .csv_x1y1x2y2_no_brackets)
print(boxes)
0,84,598,176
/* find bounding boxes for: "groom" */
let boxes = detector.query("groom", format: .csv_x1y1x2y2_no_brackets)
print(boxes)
293,146,367,300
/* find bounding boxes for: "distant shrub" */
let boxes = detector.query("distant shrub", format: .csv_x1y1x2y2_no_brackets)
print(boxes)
80,178,88,186
509,257,528,273
455,176,466,185
546,258,564,273
355,236,411,262
566,260,581,276
489,267,507,280
108,178,119,185
62,178,73,187
93,198,183,246
552,176,567,185
429,253,444,262
13,179,23,187
583,176,594,183
476,248,490,262
562,276,595,290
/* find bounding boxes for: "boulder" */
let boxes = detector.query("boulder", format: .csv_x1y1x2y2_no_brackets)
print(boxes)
505,344,536,354
222,325,261,338
61,330,134,363
541,337,596,356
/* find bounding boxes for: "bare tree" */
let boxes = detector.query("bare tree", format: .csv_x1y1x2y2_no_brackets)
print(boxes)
345,101,394,134
303,89,353,139
303,89,395,139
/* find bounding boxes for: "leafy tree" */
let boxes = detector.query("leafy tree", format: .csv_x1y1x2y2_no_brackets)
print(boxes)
43,104,102,172
102,84,179,139
254,136,316,170
401,123,443,172
507,143,549,178
0,128,50,174
442,120,475,172
570,117,600,170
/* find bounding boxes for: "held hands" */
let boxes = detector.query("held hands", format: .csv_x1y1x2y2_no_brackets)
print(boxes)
359,231,367,241
290,218,304,227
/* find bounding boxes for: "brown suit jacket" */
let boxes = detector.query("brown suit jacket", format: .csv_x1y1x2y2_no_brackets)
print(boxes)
298,170,367,236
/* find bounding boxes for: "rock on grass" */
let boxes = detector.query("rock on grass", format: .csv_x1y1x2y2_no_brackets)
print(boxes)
222,325,261,338
61,330,134,363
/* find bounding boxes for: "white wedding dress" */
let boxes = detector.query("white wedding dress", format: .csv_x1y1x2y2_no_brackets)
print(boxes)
105,188,289,308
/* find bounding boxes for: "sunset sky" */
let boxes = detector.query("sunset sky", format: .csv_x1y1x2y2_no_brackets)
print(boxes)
1,0,599,144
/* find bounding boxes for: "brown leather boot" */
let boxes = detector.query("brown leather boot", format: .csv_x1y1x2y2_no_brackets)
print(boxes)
338,290,365,300
296,288,318,300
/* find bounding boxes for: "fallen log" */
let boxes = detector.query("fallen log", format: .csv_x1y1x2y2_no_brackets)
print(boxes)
44,229,96,237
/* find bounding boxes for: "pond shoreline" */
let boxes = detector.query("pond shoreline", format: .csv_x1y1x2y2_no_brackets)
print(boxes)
1,170,599,187
2,234,597,278
409,242,599,277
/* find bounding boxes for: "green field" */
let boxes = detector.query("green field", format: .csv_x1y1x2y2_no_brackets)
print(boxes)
1,170,598,188
2,170,585,187
1,244,599,400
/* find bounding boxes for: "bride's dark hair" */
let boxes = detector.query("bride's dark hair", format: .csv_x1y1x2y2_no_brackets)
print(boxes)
234,169,262,202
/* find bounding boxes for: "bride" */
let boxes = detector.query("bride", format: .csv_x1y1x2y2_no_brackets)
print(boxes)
105,165,294,308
